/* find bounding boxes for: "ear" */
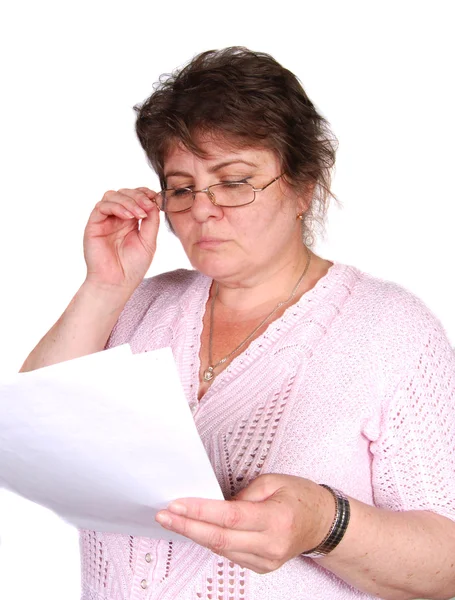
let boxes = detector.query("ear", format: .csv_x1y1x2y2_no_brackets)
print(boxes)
296,181,315,215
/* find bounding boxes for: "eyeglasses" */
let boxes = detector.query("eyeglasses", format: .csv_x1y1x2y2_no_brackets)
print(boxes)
153,174,283,213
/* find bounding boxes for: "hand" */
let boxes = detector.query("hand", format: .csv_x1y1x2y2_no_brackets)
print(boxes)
83,187,160,291
155,474,334,573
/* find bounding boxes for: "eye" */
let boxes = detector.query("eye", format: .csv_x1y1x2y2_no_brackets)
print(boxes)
219,178,250,186
169,187,193,198
220,178,249,183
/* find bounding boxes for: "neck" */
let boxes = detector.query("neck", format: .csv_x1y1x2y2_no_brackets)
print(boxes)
213,247,317,314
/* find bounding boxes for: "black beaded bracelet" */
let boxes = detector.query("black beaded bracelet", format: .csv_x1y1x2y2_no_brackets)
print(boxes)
301,484,351,558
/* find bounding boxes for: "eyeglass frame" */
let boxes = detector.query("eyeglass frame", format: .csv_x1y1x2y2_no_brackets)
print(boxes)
153,174,284,213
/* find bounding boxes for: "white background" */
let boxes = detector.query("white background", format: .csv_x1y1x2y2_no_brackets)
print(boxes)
0,1,454,598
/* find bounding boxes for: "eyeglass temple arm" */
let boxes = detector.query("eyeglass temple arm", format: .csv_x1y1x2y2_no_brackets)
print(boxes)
252,174,284,192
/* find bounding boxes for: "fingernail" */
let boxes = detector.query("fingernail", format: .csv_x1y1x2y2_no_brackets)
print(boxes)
167,502,187,515
135,209,148,219
156,512,172,527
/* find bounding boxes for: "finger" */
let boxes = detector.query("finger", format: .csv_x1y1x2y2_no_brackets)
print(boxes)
166,498,268,532
155,513,286,573
156,511,264,554
101,190,148,220
89,199,137,224
118,187,157,213
136,187,158,201
102,189,151,219
137,201,160,254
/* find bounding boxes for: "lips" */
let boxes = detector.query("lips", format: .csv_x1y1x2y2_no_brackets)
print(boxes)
196,237,227,248
197,236,225,243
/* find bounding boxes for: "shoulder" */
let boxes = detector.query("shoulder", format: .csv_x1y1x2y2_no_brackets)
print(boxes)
339,263,453,370
130,268,204,307
106,268,207,348
328,262,442,333
348,265,444,330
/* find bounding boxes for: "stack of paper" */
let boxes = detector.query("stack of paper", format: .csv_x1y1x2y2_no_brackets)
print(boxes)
0,346,223,540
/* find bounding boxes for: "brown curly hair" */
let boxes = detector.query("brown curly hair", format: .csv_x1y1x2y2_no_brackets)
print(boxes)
134,47,338,246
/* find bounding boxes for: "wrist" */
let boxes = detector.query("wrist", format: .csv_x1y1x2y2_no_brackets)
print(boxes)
301,485,351,559
80,278,135,309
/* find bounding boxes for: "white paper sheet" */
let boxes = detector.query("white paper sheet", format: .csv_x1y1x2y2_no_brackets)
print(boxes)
0,346,223,541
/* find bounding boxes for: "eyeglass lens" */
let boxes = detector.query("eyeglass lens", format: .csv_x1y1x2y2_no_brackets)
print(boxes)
156,182,254,212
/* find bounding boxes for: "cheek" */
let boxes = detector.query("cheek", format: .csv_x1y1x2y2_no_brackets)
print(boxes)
245,204,289,235
167,216,190,241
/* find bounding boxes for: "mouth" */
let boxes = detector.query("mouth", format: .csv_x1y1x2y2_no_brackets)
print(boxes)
196,237,227,248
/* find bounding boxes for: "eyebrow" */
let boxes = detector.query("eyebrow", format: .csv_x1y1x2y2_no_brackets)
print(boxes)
164,160,258,179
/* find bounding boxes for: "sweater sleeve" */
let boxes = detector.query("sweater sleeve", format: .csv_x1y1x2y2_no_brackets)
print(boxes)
104,278,156,350
370,314,455,521
104,268,199,350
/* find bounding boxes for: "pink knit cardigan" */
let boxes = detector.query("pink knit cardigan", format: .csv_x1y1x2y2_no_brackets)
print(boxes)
79,263,455,600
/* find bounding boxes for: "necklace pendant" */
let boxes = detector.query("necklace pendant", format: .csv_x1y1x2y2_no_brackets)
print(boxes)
203,366,215,382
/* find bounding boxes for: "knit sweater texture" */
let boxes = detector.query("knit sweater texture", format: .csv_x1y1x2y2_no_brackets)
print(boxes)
79,263,455,600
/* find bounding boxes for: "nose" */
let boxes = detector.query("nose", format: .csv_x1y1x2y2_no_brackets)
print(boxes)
190,188,223,222
197,187,217,204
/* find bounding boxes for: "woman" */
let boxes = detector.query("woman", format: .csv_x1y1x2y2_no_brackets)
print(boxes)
21,47,455,600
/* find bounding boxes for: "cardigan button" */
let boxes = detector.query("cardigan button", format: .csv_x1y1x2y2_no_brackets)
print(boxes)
141,579,148,589
145,553,152,563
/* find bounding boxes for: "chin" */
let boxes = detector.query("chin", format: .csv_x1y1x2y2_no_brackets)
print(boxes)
189,256,241,282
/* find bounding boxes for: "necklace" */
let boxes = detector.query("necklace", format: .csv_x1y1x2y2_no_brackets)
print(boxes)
203,247,312,382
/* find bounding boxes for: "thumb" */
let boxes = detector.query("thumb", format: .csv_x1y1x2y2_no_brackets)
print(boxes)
138,205,160,255
234,474,285,503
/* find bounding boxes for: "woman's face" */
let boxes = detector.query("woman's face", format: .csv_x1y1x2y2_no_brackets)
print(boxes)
164,137,307,286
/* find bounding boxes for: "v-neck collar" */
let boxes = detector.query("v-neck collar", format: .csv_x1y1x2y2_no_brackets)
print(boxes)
180,262,354,413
